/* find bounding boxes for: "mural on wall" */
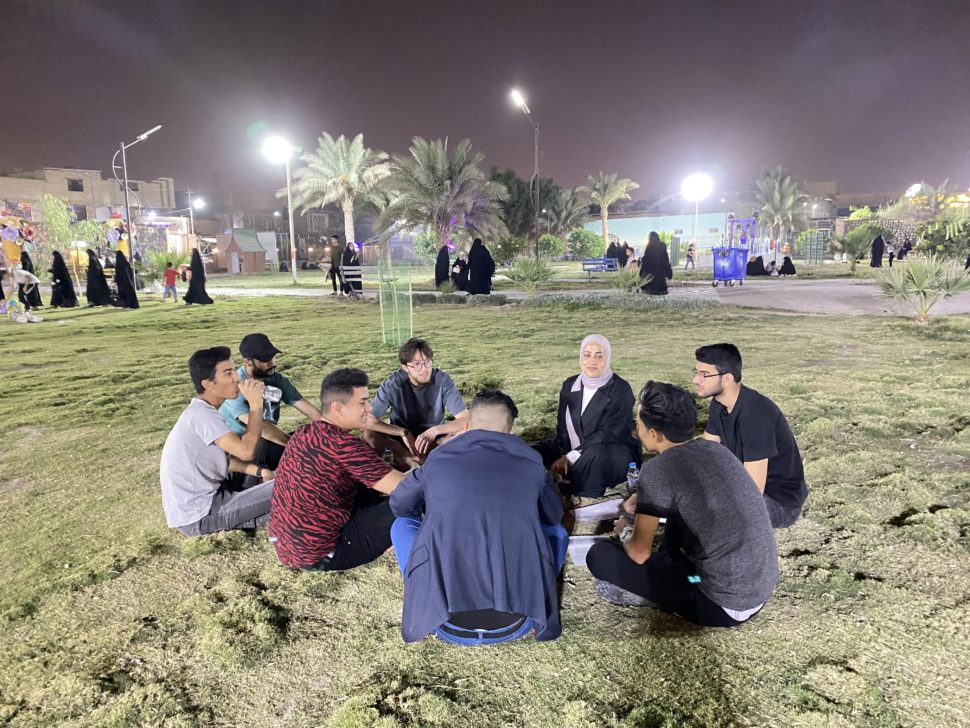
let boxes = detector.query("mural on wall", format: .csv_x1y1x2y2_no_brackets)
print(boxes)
1,209,36,265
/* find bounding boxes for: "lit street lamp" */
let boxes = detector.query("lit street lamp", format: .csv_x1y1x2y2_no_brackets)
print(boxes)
681,172,714,247
262,136,299,283
510,88,541,259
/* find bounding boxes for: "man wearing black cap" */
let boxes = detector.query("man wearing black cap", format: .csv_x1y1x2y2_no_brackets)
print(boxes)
219,333,322,470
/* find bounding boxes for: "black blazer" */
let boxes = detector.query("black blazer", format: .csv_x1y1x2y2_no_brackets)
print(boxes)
554,374,638,455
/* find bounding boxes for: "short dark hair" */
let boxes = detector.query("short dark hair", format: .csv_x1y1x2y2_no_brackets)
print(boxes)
398,338,433,365
637,381,697,443
188,346,233,394
320,368,369,411
166,261,173,268
694,343,742,382
471,388,518,421
330,234,340,242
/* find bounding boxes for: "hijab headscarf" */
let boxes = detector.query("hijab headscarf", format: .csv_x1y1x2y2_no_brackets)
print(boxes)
49,251,79,307
85,249,112,305
114,250,139,308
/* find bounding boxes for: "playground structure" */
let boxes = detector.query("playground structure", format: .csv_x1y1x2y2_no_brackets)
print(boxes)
711,213,755,287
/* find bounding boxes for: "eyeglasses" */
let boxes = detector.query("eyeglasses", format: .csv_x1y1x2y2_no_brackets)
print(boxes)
691,368,723,379
406,360,433,370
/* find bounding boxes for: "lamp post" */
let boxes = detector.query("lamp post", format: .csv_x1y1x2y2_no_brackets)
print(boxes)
681,172,714,248
510,89,540,259
262,136,299,283
112,124,161,288
185,188,206,235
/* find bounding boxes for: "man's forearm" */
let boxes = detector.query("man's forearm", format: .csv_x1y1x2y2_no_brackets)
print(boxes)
240,406,264,454
367,417,405,437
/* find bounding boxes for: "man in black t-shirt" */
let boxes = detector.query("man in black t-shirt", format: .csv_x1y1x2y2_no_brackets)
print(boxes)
693,343,808,528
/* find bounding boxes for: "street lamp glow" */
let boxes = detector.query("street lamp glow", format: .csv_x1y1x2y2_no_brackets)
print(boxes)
681,173,714,202
509,88,530,114
192,197,206,210
262,136,294,164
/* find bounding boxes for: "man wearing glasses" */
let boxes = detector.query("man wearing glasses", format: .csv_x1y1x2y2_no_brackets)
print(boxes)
364,338,468,468
693,343,808,528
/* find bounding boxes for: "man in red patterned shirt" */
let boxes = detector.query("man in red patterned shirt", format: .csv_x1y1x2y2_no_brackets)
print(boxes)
269,368,407,571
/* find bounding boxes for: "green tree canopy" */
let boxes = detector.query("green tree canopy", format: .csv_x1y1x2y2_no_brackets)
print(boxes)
578,172,639,249
754,166,807,250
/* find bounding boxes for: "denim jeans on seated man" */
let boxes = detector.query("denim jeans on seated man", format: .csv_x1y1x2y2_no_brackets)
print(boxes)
391,515,568,645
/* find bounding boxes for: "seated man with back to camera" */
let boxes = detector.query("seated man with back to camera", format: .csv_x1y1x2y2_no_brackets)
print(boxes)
269,368,407,572
219,333,321,471
389,389,568,645
159,346,274,537
363,338,468,469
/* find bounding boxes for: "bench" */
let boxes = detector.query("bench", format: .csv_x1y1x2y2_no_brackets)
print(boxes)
582,257,620,280
339,265,363,299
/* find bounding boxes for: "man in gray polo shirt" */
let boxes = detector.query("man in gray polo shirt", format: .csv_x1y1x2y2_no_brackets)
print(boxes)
160,346,274,536
363,338,467,468
587,381,778,627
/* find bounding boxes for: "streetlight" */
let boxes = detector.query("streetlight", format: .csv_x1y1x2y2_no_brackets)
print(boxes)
510,88,541,259
681,172,714,247
111,123,162,288
262,136,298,283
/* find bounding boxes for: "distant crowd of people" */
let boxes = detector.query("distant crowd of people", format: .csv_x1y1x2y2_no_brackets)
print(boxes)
160,333,808,643
434,237,497,294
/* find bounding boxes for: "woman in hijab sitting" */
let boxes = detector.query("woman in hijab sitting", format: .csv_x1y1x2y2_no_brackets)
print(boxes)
451,251,469,291
779,256,797,276
183,248,214,305
85,249,113,306
49,251,79,307
746,255,768,277
545,335,641,498
638,231,673,295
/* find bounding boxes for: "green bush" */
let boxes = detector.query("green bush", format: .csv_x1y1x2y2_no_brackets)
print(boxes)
608,269,649,291
504,258,557,297
567,227,604,258
467,293,508,306
875,254,970,323
519,291,719,312
492,236,530,265
438,280,457,293
539,233,565,258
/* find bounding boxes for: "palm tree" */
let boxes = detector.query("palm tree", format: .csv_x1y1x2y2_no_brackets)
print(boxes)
542,187,591,238
754,166,807,260
578,172,639,249
286,132,390,248
378,137,508,253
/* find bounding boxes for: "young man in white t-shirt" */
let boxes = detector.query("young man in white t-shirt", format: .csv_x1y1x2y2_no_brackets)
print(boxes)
159,346,274,536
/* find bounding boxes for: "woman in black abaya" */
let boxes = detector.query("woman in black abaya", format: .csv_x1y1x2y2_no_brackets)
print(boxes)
49,251,79,307
779,256,797,276
451,251,469,291
638,231,673,295
20,251,43,308
183,248,214,305
605,241,619,263
870,235,885,268
434,243,451,288
85,249,113,306
467,238,495,295
746,255,768,277
114,251,139,308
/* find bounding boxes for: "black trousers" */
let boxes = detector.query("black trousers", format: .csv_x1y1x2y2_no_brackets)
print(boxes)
586,539,747,628
533,440,637,497
327,265,340,291
311,491,395,572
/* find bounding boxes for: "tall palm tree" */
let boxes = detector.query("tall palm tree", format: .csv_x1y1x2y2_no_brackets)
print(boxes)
542,187,591,238
286,132,390,248
379,137,508,253
578,172,639,248
754,166,806,259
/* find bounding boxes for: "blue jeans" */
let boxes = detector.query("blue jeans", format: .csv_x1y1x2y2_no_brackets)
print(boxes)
163,284,178,301
391,516,568,644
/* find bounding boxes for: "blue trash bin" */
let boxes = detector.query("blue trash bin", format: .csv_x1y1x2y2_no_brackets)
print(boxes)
712,247,748,287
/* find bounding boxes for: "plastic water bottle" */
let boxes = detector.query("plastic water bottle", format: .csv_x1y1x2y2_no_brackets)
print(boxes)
382,447,394,465
625,462,640,493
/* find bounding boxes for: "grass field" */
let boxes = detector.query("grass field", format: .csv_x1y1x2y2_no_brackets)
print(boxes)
1,296,968,727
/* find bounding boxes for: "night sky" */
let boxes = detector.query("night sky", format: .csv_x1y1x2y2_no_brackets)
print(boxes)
4,0,970,200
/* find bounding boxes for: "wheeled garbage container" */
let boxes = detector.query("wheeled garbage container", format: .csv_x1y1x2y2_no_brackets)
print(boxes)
712,247,748,287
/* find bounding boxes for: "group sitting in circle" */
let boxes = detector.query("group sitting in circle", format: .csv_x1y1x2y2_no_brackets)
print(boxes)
160,333,807,643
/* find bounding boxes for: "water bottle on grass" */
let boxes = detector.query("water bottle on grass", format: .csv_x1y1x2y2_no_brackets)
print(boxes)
382,447,394,465
626,462,639,493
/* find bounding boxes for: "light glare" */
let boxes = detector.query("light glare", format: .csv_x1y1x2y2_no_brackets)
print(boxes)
262,136,293,164
681,173,714,202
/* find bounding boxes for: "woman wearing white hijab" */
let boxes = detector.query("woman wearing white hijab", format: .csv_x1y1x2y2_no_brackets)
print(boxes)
547,335,641,497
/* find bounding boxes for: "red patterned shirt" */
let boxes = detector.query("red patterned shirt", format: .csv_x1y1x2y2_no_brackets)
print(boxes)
269,420,391,568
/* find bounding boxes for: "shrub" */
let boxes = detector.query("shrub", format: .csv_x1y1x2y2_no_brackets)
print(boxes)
467,293,508,306
519,291,719,312
567,227,604,258
504,258,557,297
539,233,565,258
875,254,970,324
608,268,649,291
492,236,530,265
437,280,457,293
831,223,893,272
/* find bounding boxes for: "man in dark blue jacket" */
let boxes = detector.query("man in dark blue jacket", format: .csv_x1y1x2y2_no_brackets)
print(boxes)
389,389,568,645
